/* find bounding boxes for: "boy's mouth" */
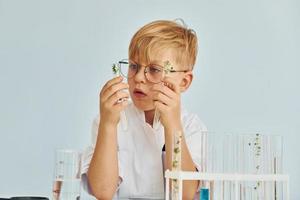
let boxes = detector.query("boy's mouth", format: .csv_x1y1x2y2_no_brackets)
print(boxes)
133,88,147,98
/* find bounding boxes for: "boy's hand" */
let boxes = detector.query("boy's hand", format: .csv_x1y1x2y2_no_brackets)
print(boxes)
99,76,129,126
152,77,182,132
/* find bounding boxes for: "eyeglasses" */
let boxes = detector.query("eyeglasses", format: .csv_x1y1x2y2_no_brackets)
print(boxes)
114,59,188,83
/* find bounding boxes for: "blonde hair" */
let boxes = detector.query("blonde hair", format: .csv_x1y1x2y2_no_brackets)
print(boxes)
129,19,198,70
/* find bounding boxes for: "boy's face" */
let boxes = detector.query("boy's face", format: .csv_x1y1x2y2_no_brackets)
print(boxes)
128,49,189,111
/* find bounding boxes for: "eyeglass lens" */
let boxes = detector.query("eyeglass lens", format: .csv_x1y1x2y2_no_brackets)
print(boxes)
119,60,165,83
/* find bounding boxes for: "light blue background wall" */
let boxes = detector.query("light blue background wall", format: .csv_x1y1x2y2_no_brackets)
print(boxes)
0,0,299,199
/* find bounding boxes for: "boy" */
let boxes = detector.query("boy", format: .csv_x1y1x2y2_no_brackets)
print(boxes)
82,19,207,199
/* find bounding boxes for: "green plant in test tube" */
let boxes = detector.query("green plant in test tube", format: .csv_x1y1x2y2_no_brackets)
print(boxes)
171,131,183,200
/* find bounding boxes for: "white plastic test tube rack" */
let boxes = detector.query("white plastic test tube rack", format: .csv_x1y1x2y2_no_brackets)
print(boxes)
164,170,289,200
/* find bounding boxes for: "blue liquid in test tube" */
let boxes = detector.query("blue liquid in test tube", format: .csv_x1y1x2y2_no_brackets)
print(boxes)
200,188,209,200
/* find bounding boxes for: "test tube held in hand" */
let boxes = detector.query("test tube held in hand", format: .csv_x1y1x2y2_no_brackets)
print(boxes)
153,109,160,130
153,61,173,131
112,63,128,131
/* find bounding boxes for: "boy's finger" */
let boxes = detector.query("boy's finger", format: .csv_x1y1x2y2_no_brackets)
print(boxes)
162,77,180,94
101,76,123,94
107,91,130,106
152,84,175,99
154,100,168,113
153,91,172,106
114,100,129,111
102,82,129,102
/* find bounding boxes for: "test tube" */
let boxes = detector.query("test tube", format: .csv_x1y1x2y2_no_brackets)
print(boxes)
171,130,183,200
112,63,128,131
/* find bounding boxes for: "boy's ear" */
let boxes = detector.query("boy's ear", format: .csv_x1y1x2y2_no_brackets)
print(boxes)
179,71,193,92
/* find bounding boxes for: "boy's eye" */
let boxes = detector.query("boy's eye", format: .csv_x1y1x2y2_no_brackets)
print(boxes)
148,65,162,73
129,63,138,71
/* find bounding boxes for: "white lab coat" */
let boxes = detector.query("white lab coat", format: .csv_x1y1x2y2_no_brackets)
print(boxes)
81,102,207,199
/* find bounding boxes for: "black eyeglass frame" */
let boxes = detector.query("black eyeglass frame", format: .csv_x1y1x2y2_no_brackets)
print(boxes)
118,59,188,83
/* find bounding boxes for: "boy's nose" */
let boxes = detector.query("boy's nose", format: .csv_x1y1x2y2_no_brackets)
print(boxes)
134,67,147,83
